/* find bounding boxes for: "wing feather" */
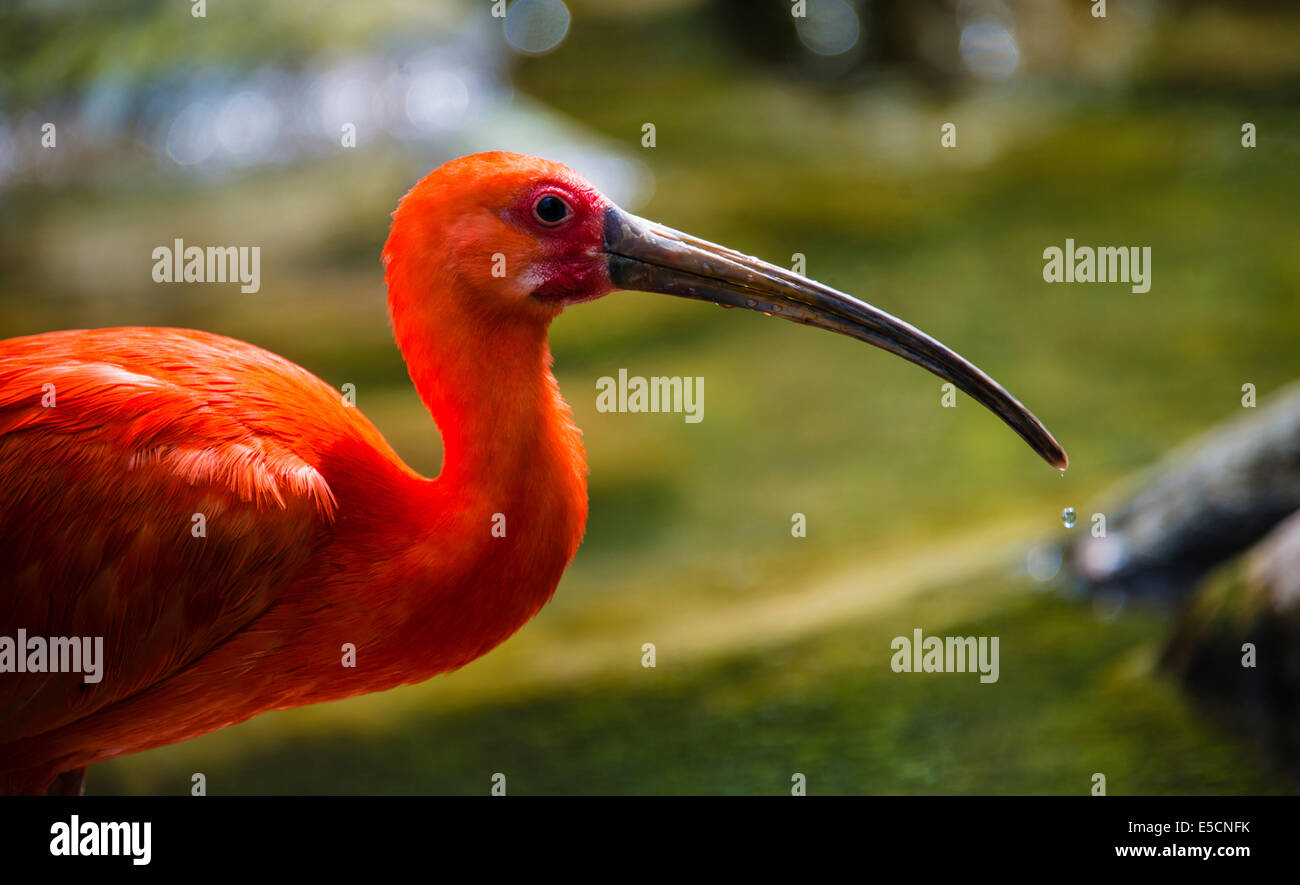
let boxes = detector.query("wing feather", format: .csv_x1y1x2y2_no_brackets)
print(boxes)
0,328,342,743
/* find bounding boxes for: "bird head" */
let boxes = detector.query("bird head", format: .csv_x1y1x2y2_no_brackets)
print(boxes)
384,151,1067,471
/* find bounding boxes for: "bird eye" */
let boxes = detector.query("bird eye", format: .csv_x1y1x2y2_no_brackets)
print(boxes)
533,194,571,226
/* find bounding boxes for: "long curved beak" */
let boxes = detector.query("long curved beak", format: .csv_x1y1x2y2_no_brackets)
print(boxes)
603,206,1067,471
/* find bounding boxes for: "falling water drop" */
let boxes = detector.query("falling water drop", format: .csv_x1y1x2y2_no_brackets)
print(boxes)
1061,507,1076,529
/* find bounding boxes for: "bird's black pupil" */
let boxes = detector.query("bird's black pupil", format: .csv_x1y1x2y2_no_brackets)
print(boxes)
536,196,568,224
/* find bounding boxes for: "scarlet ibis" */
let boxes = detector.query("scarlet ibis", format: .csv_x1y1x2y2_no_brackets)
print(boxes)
0,152,1065,795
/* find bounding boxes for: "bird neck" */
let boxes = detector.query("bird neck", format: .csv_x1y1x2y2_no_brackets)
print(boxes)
377,296,588,671
399,309,584,497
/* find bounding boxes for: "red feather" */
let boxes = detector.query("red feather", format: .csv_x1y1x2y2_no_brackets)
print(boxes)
0,154,595,793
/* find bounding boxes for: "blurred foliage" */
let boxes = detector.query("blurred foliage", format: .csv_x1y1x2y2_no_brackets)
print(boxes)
0,0,460,106
97,574,1289,794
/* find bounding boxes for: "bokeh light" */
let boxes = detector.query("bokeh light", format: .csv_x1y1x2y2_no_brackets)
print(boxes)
795,0,861,57
504,0,571,55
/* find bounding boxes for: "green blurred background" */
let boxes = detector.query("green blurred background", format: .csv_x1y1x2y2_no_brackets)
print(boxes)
1,0,1297,794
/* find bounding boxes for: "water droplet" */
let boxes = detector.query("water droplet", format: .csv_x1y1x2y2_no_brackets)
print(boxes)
1059,470,1065,479
1061,507,1076,529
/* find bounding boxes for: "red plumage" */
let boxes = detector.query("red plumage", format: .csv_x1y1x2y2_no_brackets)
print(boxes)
0,154,593,793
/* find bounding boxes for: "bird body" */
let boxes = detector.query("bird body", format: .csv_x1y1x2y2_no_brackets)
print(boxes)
0,324,585,794
0,152,1063,794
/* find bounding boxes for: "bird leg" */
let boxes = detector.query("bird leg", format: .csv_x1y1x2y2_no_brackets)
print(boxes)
46,766,88,796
